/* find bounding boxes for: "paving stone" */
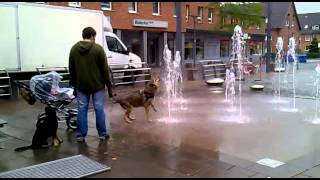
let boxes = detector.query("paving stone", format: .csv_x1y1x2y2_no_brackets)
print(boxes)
287,150,320,170
247,163,305,178
303,165,320,178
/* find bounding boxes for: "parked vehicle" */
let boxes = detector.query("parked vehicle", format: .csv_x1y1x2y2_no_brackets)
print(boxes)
0,2,142,79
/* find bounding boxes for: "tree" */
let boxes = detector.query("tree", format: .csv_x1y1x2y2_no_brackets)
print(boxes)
307,37,320,58
207,2,264,32
308,37,319,53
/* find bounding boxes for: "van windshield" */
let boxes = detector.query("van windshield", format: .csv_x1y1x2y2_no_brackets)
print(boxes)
106,36,127,54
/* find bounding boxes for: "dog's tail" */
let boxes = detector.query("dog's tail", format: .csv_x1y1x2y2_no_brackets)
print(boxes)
15,145,32,152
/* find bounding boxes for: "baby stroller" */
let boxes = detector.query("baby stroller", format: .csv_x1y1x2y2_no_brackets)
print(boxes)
15,71,77,131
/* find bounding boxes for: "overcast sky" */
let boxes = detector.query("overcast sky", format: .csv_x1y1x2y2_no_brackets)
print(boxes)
294,2,320,14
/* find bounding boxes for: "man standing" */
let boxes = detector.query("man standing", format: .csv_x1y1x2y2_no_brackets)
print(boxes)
69,27,112,142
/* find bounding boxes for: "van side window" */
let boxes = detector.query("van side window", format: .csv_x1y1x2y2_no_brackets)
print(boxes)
106,36,126,54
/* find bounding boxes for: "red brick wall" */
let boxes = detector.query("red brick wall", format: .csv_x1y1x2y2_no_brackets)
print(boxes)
47,2,186,32
185,2,220,31
185,2,266,38
270,2,300,53
49,2,304,49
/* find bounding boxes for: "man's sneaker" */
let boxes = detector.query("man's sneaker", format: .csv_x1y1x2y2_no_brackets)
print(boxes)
99,135,110,141
76,137,85,142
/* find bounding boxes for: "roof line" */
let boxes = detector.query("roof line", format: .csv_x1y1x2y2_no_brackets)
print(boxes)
291,2,302,30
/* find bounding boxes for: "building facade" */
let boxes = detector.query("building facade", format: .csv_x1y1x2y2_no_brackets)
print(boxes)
263,2,301,53
41,2,290,66
298,13,320,53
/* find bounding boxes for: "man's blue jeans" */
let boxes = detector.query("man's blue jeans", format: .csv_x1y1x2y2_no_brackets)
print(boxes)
76,89,108,138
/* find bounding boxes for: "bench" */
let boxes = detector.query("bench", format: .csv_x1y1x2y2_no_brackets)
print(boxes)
0,119,7,128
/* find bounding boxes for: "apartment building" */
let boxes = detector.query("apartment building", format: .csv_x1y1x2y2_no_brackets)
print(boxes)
298,13,320,53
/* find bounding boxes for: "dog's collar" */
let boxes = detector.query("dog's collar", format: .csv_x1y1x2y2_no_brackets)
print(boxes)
139,90,154,100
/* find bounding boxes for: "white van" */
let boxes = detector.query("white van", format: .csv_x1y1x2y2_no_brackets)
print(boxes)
0,2,142,75
103,16,142,69
104,32,142,69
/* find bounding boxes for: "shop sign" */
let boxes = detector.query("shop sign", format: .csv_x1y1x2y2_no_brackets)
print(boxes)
132,19,168,28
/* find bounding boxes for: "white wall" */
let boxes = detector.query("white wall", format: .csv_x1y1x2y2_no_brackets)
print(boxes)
0,5,19,70
18,4,104,71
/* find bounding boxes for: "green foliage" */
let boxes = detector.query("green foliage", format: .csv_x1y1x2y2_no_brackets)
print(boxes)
306,37,320,58
307,52,320,59
208,2,264,32
308,37,319,53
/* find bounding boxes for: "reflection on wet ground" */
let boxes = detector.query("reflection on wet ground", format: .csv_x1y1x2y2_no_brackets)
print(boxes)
1,64,320,177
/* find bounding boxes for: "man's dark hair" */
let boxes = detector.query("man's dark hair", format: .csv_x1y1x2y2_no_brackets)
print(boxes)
82,27,96,39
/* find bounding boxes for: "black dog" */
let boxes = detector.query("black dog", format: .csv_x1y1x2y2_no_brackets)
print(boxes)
15,106,63,152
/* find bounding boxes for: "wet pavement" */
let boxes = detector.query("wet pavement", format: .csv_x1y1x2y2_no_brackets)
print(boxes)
1,62,320,178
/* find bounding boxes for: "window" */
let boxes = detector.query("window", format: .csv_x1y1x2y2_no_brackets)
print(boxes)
312,25,319,30
128,2,137,13
305,35,311,41
196,39,204,60
285,15,289,26
292,17,295,27
220,40,229,57
186,5,189,22
106,36,127,54
197,7,203,23
68,2,81,8
265,35,272,41
208,8,213,23
184,39,204,60
230,18,235,25
152,2,160,15
101,2,112,10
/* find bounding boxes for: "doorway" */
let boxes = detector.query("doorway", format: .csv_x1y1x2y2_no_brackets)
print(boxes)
147,38,159,67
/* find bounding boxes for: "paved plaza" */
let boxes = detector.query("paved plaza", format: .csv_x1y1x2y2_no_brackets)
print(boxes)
1,62,320,178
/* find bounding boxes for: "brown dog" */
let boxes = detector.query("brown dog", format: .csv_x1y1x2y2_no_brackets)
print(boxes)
113,77,160,123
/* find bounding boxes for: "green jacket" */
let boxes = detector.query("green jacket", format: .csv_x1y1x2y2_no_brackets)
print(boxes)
69,41,112,93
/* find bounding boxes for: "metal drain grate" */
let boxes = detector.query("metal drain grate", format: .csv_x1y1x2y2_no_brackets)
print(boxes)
0,154,111,178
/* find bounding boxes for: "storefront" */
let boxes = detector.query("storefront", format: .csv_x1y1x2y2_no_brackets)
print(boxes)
114,19,181,67
184,29,230,63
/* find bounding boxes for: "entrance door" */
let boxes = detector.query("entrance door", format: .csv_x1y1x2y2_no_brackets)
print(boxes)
147,38,159,67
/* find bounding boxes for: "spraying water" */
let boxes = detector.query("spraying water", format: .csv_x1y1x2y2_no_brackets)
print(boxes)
160,45,184,123
276,37,283,101
304,64,320,124
278,37,298,112
270,37,289,104
287,37,298,111
162,45,173,121
225,68,236,111
314,64,320,123
224,25,250,123
234,25,244,118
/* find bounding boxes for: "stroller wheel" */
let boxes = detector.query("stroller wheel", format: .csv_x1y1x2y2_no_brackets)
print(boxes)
66,114,77,131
